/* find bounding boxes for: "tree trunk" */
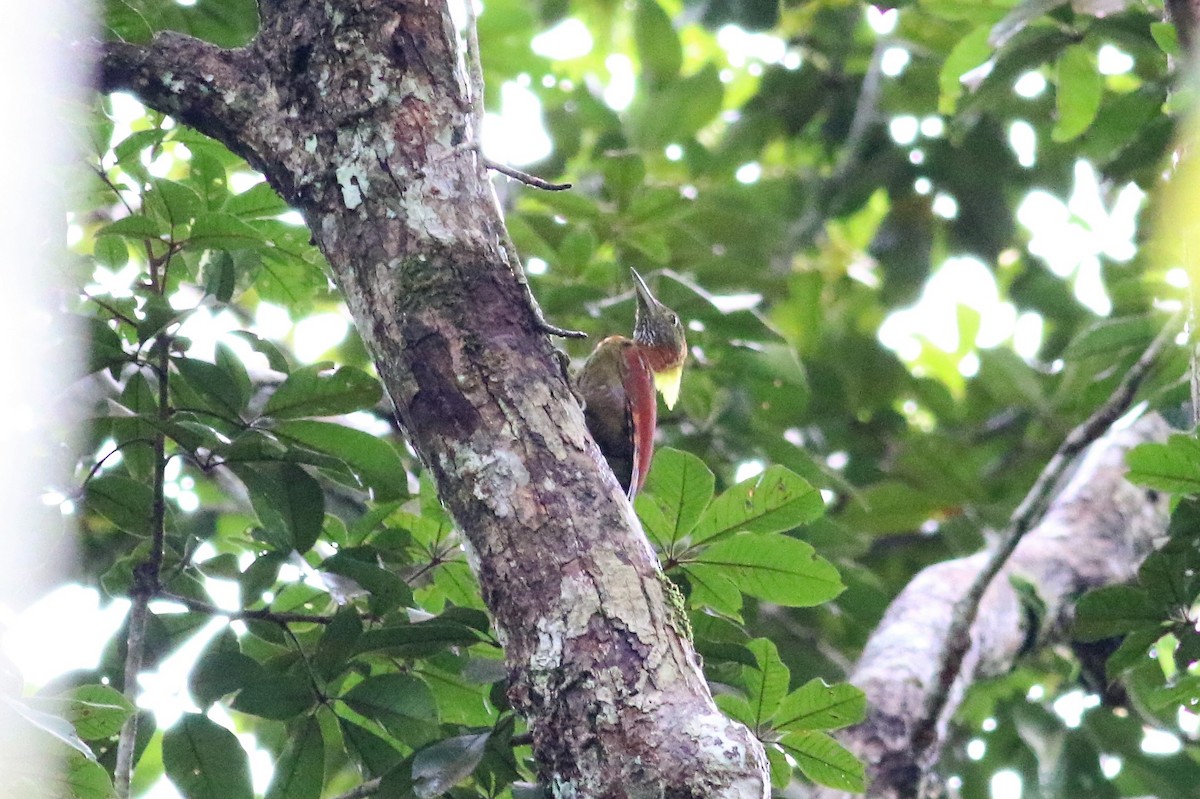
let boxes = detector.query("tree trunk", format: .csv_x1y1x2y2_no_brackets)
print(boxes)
97,2,769,797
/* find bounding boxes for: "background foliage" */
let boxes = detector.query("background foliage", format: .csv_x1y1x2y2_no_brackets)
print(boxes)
12,0,1200,796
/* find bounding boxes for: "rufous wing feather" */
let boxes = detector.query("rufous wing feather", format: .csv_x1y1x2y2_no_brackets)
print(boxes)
622,347,657,498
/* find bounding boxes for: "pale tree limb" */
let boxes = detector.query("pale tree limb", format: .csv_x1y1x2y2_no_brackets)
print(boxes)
814,317,1179,799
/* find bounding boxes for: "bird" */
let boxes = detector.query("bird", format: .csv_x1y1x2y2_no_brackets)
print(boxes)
576,269,687,498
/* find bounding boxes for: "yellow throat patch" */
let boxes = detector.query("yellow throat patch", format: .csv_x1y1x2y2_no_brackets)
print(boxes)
654,365,683,410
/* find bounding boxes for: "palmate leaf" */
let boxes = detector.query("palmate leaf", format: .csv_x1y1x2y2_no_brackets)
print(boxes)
1126,435,1200,495
779,730,865,792
774,679,866,732
745,638,790,725
689,533,844,607
637,447,715,549
690,466,823,546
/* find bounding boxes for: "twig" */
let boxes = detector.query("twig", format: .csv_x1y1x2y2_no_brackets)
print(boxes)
156,591,335,625
484,158,572,191
910,313,1184,777
459,0,585,340
113,595,148,799
329,777,382,799
780,36,887,259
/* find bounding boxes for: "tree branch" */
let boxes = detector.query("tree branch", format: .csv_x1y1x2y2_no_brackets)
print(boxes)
912,314,1181,769
156,591,335,625
817,378,1176,799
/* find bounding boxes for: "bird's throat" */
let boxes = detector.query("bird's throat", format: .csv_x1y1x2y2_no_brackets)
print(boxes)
654,364,682,410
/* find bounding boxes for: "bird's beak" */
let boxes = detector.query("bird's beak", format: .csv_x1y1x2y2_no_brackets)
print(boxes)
631,268,662,316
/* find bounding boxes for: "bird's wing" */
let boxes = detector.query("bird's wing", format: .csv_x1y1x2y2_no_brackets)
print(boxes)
621,346,657,499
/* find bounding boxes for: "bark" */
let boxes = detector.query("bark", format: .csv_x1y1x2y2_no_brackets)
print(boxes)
96,3,768,797
814,415,1172,799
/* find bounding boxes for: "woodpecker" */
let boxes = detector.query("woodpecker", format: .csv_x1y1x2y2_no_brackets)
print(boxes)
577,269,687,498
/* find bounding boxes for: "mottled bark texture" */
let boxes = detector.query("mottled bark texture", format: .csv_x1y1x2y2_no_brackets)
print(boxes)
96,3,769,797
814,416,1172,799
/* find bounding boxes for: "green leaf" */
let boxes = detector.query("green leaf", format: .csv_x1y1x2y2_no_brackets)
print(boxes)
1074,584,1162,642
691,466,823,545
230,669,316,720
779,730,865,792
231,330,291,373
411,732,491,799
337,714,405,776
114,371,158,480
774,679,866,732
634,0,681,84
264,364,383,419
151,179,204,227
1151,21,1180,57
275,420,406,501
1126,435,1200,495
188,212,268,250
692,533,843,606
96,214,166,241
321,551,415,614
86,475,154,536
355,621,483,658
3,695,96,760
264,716,324,799
602,151,645,210
1053,45,1103,143
189,651,263,707
63,750,115,799
65,684,136,740
938,26,992,115
85,316,129,374
746,638,790,724
174,356,248,417
228,462,326,553
1063,315,1158,360
340,674,439,744
638,448,716,549
1106,627,1164,681
682,562,744,616
162,713,253,799
988,0,1070,49
224,181,290,219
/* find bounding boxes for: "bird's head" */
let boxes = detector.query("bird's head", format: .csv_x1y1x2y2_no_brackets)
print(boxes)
631,268,687,410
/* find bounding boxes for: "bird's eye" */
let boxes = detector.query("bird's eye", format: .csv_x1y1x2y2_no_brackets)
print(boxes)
668,313,678,325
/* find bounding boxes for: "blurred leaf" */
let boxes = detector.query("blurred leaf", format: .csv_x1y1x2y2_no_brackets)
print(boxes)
1053,45,1103,142
264,364,383,419
634,0,681,84
264,716,324,799
86,475,154,536
162,713,253,799
64,685,136,740
412,732,491,799
275,420,406,501
1074,585,1162,642
1126,435,1200,494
